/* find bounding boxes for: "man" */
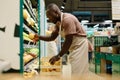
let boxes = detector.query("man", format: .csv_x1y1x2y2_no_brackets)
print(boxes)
33,3,89,75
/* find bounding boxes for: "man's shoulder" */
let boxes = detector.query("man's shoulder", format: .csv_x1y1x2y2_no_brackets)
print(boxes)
63,13,75,22
64,12,76,18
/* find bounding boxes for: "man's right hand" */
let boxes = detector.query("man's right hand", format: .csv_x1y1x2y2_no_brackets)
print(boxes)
33,34,39,43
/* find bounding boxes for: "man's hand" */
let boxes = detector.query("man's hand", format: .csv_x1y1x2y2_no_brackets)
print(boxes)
33,34,39,43
49,55,60,65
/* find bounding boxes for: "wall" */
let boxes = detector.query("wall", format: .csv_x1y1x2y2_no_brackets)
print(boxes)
0,0,20,69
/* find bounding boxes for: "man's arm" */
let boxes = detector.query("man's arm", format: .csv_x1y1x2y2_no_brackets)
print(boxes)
34,22,60,42
38,30,59,41
49,34,73,65
58,34,73,57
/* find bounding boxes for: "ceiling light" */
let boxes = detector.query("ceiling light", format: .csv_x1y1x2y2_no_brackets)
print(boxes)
104,20,112,23
61,6,65,9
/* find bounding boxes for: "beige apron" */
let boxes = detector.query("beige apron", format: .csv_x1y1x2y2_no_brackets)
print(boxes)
46,31,58,56
60,13,89,75
46,41,58,56
69,36,89,75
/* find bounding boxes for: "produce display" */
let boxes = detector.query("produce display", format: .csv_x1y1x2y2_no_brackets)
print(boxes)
24,53,34,64
22,0,40,77
41,68,61,72
26,17,35,26
28,32,35,40
23,48,39,64
23,69,38,78
23,49,39,78
23,9,30,20
40,57,62,75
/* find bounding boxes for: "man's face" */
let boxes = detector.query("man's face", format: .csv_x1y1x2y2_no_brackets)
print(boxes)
46,10,59,24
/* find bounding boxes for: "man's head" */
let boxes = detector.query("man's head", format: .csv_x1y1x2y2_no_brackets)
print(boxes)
46,3,61,24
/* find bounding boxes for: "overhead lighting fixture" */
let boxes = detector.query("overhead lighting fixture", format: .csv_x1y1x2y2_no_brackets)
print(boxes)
104,20,112,23
61,6,65,9
61,0,67,11
81,20,89,23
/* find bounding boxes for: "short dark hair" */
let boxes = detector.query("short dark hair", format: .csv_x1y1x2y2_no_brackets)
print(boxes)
47,3,60,12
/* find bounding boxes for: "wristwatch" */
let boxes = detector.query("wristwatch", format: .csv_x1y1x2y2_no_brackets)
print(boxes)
57,54,61,58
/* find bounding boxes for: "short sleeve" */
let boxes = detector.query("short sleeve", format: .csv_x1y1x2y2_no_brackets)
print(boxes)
62,18,76,36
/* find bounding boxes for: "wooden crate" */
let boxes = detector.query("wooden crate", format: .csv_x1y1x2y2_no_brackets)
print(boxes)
40,57,62,75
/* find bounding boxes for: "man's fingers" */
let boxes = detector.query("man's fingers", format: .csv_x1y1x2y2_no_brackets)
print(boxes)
49,56,56,65
50,61,54,65
49,59,54,65
49,58,53,63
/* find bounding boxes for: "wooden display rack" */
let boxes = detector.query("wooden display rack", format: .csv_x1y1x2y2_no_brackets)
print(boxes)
94,35,120,74
40,57,62,75
95,44,120,74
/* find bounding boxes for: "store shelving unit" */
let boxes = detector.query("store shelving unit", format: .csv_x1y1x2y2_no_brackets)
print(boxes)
94,35,120,75
20,0,62,76
20,0,40,74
